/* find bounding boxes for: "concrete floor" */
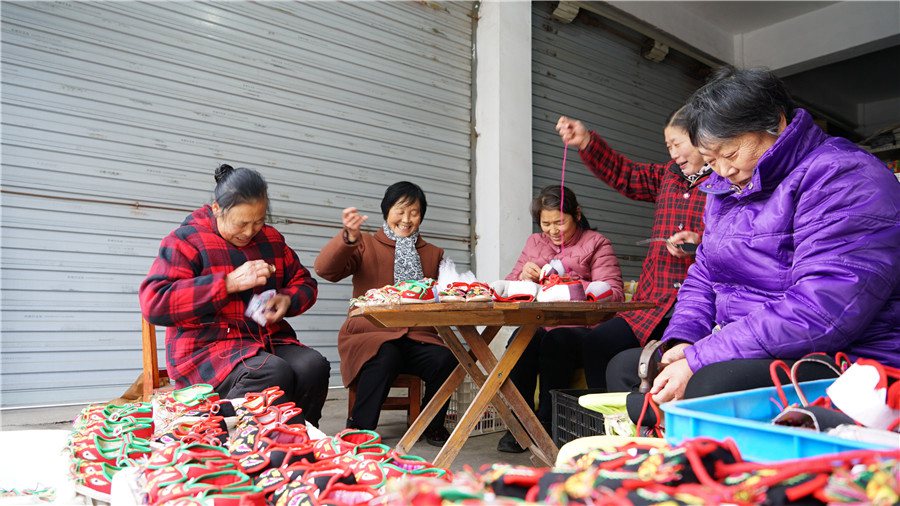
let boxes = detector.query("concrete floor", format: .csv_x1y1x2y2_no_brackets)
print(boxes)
0,387,538,473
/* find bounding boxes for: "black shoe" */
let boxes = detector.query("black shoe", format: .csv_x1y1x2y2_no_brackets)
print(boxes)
422,425,450,447
496,430,527,453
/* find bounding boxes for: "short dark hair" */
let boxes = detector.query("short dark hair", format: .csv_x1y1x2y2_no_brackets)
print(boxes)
381,181,427,220
530,185,591,230
684,66,796,146
213,164,269,212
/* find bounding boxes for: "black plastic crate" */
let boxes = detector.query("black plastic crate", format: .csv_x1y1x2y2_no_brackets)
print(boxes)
551,388,607,447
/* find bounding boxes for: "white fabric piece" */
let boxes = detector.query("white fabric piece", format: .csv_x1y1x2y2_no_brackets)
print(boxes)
827,363,900,430
537,283,585,302
539,261,562,282
489,279,509,296
436,257,476,290
585,281,613,300
507,280,539,298
547,258,564,275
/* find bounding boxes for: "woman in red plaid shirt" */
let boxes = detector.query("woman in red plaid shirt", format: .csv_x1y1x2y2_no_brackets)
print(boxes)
550,110,710,384
140,165,330,425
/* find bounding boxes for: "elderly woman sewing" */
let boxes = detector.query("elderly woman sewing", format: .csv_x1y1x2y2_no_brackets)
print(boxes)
140,164,331,425
608,67,900,408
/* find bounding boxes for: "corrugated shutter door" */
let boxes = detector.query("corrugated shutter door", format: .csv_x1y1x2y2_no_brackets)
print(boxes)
532,4,701,281
1,1,473,407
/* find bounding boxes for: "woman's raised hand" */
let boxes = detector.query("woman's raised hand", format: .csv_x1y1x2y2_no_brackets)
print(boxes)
226,259,274,294
555,116,591,151
342,207,368,243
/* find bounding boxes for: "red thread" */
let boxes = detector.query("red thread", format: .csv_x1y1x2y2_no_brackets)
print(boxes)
215,317,274,372
560,142,568,257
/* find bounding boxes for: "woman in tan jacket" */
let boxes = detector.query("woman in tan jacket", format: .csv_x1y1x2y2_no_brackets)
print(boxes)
314,181,456,446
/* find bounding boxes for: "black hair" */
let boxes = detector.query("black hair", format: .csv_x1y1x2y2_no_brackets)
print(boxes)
665,106,689,131
213,164,269,213
381,181,427,220
683,66,796,146
530,185,591,230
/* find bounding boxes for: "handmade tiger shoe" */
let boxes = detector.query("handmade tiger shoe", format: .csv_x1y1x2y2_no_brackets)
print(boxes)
242,386,286,416
437,282,469,302
397,279,437,304
464,281,493,302
536,274,586,302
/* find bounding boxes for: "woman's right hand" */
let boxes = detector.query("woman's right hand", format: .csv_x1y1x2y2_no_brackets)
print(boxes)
342,207,368,243
556,116,591,151
226,260,274,294
666,231,701,258
519,261,542,282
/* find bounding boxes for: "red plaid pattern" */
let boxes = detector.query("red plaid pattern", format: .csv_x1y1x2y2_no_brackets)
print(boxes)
140,206,317,388
580,132,709,345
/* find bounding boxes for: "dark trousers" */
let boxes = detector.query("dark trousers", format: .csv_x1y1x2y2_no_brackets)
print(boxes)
507,327,548,413
533,317,667,426
216,344,331,426
607,348,839,424
349,337,457,431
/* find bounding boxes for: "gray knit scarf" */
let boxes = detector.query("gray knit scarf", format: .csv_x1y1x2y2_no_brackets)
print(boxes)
382,222,424,284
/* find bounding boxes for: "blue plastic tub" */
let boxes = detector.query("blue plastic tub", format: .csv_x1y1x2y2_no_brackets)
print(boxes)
661,379,894,462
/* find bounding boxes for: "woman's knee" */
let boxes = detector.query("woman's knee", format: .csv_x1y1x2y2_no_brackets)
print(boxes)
299,349,331,385
246,355,296,393
359,340,403,378
538,328,571,355
434,346,457,378
605,347,642,392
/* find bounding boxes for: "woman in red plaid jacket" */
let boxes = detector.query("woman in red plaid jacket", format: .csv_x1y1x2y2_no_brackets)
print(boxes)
140,165,330,425
551,110,711,384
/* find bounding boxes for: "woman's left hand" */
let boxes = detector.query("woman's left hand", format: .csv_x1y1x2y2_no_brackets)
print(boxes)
264,294,291,324
650,358,693,404
660,342,690,366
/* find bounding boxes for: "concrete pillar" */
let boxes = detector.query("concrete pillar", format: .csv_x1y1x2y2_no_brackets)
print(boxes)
473,0,533,282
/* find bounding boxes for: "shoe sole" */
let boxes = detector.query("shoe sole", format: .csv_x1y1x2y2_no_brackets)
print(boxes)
399,298,434,304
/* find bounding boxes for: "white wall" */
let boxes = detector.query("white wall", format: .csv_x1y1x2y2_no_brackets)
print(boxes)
736,1,900,74
473,1,533,282
606,1,734,63
604,1,899,75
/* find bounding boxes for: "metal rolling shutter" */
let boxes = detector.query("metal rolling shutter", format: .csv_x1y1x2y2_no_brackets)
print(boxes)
1,1,473,407
532,3,702,281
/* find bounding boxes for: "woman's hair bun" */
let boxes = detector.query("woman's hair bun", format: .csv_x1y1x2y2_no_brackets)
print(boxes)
214,164,235,184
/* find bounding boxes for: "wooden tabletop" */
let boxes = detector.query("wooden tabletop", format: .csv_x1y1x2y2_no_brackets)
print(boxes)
350,300,655,327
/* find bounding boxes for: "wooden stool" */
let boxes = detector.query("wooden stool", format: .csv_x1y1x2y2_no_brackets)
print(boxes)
348,374,422,427
141,317,172,401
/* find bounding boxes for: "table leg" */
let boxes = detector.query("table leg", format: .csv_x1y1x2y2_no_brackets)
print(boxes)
433,327,534,459
432,324,542,468
394,326,504,455
395,365,464,454
459,325,558,465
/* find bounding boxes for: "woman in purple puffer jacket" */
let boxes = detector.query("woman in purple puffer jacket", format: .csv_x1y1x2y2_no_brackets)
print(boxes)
608,67,900,410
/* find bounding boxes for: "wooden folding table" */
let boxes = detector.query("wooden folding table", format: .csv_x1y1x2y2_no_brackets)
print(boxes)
350,300,653,468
